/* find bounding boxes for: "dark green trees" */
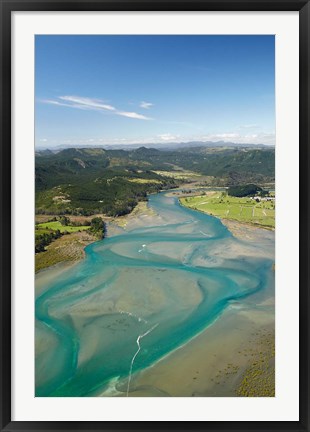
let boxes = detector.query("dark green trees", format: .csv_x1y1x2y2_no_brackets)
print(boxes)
228,184,263,197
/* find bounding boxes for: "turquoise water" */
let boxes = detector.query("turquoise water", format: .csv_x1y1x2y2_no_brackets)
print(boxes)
35,192,274,397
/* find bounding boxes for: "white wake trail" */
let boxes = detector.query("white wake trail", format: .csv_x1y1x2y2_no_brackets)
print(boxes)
126,323,159,397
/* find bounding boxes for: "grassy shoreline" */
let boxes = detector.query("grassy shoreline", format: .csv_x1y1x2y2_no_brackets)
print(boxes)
35,230,99,273
179,193,275,231
35,191,274,273
35,201,155,272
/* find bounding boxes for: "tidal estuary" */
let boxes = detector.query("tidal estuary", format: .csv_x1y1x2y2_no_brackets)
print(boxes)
35,192,275,397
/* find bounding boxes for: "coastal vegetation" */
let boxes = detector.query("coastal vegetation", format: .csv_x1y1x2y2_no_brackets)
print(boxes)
209,327,275,397
35,216,105,271
236,329,275,397
35,230,98,273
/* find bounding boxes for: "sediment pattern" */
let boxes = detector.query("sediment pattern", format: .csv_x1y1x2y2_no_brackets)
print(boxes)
35,192,274,397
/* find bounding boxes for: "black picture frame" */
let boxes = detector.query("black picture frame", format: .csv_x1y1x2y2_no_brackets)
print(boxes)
1,1,309,431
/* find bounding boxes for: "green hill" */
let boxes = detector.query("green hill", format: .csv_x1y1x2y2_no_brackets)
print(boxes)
35,146,275,216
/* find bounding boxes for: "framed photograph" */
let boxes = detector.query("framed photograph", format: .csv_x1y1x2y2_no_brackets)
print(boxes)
1,0,309,431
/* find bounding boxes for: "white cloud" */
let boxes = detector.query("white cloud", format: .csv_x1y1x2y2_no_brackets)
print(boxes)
213,133,239,139
158,133,179,141
140,101,153,109
40,138,48,142
238,124,259,129
59,96,116,111
200,132,275,145
117,111,151,120
41,99,100,111
36,131,275,148
42,99,68,106
42,96,151,120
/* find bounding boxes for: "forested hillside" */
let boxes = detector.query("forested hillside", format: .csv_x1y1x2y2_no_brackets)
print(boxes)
35,146,275,216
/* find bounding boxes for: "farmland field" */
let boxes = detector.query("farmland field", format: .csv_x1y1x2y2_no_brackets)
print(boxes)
36,221,91,233
180,192,275,228
152,170,202,180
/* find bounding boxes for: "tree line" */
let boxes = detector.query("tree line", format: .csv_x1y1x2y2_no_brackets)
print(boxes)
35,217,106,253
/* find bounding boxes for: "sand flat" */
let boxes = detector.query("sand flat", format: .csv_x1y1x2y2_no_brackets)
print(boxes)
123,291,274,397
36,192,274,397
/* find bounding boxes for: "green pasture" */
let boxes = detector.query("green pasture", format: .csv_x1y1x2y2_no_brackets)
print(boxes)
35,228,54,239
180,193,275,228
36,221,91,233
152,170,202,180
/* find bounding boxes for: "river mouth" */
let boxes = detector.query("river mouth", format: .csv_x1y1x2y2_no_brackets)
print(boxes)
35,192,274,397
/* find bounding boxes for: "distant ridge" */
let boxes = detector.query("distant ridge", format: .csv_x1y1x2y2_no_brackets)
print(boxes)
36,140,274,153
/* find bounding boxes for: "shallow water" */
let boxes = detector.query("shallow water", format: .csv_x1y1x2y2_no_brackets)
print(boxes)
35,192,274,397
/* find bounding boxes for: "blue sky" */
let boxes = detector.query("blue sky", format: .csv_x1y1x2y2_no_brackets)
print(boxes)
35,35,275,147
